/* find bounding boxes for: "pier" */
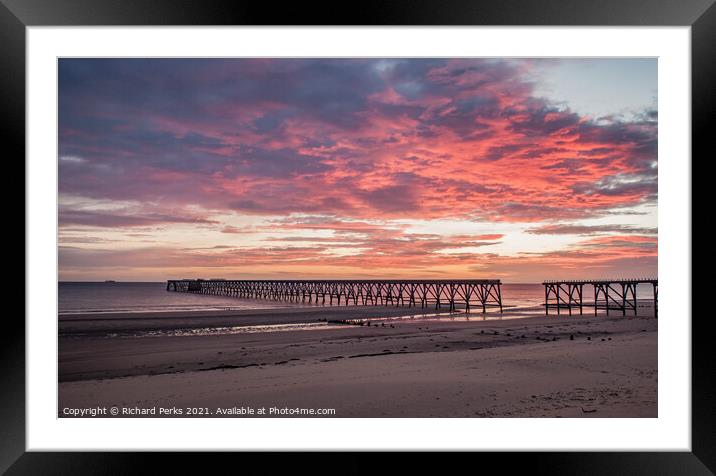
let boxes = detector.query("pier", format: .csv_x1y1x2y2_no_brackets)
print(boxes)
543,279,657,317
167,279,503,313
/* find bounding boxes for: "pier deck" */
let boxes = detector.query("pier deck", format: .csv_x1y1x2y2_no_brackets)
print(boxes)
167,279,503,313
543,279,657,317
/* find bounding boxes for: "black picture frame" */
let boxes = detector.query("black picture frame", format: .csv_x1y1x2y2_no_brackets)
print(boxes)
5,0,713,472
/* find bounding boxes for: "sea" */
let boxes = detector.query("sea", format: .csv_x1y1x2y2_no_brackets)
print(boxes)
58,281,296,315
58,281,655,316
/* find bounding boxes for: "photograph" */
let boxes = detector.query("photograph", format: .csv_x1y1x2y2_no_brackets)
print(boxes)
57,57,658,418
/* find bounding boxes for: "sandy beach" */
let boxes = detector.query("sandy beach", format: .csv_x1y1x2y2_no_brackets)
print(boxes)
59,305,657,418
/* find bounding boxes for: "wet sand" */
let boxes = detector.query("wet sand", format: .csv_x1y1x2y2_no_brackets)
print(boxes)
59,305,455,336
59,306,657,417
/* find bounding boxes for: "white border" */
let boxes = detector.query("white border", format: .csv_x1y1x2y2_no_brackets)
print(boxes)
27,27,691,451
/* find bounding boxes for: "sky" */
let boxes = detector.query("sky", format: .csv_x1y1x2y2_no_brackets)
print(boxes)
58,58,657,283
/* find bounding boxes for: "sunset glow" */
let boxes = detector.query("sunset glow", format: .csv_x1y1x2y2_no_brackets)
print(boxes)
58,58,657,282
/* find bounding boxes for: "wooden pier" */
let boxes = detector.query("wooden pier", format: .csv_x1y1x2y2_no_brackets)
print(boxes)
167,279,503,313
543,279,657,317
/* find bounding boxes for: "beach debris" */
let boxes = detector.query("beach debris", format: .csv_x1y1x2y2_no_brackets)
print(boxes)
328,318,367,326
581,407,597,413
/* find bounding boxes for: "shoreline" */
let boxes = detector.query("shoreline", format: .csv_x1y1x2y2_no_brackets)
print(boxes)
59,308,657,417
59,306,459,336
58,301,656,336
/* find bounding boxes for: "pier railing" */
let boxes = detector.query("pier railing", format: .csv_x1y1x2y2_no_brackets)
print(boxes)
167,279,503,313
542,279,658,317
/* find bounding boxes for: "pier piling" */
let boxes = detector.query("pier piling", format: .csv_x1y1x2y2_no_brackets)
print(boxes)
167,279,503,314
543,279,657,318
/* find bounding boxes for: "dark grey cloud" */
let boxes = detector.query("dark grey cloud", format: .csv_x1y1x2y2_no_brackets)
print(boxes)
527,223,658,236
59,209,219,228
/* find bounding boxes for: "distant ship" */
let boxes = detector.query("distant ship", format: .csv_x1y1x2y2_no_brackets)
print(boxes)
104,280,117,283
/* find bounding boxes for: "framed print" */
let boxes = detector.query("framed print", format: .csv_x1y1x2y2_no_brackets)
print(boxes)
6,0,714,472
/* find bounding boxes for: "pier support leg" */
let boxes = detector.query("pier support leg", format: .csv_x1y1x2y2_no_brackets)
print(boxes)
498,284,503,314
556,285,561,316
594,285,598,316
622,283,627,317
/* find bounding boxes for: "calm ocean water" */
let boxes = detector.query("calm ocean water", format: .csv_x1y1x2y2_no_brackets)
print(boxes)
58,282,301,315
58,282,655,316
